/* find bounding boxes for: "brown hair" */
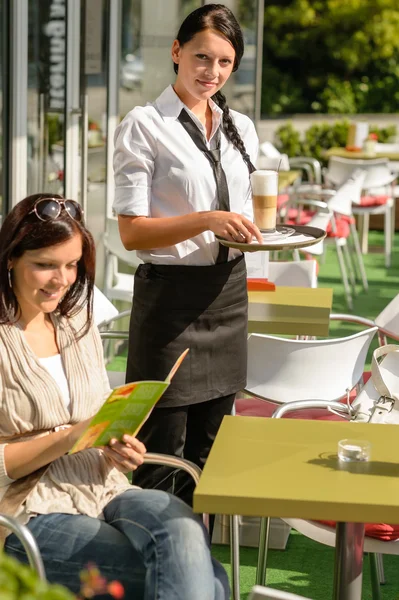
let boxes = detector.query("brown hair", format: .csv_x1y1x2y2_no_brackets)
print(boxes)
173,4,253,172
0,193,95,337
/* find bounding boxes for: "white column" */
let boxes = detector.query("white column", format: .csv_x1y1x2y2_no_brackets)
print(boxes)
10,0,28,205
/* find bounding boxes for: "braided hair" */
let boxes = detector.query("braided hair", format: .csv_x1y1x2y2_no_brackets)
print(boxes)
173,4,255,174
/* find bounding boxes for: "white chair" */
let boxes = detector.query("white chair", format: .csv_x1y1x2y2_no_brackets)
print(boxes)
102,218,142,303
324,156,396,266
249,586,313,600
268,261,317,288
268,354,399,600
93,285,119,327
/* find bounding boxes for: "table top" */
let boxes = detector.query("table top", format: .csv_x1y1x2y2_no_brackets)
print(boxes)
217,225,326,253
193,416,399,523
324,147,399,161
278,170,302,191
248,286,332,336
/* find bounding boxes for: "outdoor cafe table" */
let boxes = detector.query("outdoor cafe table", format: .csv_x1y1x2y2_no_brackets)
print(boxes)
324,147,399,161
194,416,399,600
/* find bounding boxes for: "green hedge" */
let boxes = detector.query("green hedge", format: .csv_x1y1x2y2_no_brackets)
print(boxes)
274,120,397,165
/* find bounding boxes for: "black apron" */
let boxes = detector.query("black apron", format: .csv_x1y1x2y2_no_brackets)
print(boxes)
126,255,248,407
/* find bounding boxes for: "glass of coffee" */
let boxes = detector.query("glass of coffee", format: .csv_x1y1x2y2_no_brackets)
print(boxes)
250,170,278,233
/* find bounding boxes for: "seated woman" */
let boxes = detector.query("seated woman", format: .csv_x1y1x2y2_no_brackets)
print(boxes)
0,194,229,600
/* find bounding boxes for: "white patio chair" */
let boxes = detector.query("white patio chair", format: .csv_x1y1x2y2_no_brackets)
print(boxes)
249,586,313,600
324,156,396,266
102,217,142,304
265,353,399,600
245,254,318,288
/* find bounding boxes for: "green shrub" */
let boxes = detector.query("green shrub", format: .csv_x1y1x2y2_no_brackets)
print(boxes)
274,120,397,165
0,552,74,600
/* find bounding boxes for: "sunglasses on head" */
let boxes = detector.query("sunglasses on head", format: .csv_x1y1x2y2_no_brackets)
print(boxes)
28,198,84,222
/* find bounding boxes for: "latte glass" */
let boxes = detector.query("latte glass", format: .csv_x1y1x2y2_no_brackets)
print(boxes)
250,170,278,233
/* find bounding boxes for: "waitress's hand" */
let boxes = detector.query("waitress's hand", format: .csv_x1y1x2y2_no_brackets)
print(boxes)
207,211,263,244
103,435,146,473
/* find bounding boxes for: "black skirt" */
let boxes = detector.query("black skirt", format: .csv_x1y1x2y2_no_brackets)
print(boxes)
126,254,248,407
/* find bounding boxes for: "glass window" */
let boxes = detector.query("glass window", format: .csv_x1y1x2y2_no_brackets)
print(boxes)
27,0,66,197
119,0,202,119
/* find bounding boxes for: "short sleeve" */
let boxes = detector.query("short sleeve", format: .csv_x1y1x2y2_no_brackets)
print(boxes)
113,108,157,216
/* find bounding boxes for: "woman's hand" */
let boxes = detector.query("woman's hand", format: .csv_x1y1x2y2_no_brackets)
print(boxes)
103,435,147,473
207,211,263,244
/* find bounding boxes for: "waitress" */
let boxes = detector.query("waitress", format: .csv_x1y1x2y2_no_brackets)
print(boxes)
113,3,262,505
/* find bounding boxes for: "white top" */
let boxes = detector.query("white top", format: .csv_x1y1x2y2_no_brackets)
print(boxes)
113,84,259,266
39,354,71,411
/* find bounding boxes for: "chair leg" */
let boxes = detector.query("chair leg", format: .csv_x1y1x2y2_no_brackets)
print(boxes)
342,241,357,292
369,553,382,600
376,553,386,585
384,206,392,268
335,239,353,310
256,517,271,586
360,213,370,254
350,223,369,291
230,515,241,600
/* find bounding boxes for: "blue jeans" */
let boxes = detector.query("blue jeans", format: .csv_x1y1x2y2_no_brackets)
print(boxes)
5,489,229,600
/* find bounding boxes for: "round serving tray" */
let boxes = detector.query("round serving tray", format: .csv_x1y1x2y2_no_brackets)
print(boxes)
216,224,327,253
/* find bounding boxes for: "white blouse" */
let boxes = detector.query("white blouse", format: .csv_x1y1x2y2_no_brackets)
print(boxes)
113,84,259,266
38,354,71,411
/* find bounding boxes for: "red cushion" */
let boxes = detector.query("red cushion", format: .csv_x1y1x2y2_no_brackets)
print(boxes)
277,194,290,209
286,209,351,238
359,195,389,207
317,520,399,542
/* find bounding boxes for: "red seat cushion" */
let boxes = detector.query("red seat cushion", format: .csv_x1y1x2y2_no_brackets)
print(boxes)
235,397,349,421
286,209,350,239
317,520,399,541
277,194,290,210
359,195,389,207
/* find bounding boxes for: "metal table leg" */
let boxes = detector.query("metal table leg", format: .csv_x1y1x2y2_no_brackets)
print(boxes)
333,522,365,600
230,515,240,600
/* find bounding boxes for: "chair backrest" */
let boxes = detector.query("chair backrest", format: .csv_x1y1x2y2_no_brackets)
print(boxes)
375,293,399,340
93,286,119,326
327,170,367,214
249,586,312,600
268,261,317,288
352,349,399,418
246,327,378,403
326,156,391,188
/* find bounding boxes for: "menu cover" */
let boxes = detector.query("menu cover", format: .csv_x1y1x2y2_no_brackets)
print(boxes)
70,348,189,453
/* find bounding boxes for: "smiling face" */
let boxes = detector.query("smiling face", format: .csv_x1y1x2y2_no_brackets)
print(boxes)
9,233,83,322
172,28,235,108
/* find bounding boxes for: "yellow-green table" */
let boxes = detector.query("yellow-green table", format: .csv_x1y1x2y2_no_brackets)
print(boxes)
324,147,399,161
248,286,332,336
278,170,301,191
194,416,399,600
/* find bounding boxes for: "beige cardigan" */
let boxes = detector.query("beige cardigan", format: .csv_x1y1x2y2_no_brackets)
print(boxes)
0,309,133,540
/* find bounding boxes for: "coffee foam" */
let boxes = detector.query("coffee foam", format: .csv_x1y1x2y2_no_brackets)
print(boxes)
250,170,278,196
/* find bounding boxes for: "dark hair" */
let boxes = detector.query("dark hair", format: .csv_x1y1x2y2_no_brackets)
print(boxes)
0,193,95,336
173,4,253,171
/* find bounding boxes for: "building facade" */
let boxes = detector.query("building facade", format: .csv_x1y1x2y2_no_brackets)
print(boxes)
0,0,262,279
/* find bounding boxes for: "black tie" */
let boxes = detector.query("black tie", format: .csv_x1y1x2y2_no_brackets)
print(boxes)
178,109,230,263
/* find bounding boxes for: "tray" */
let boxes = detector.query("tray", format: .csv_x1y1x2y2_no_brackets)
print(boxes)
216,225,327,252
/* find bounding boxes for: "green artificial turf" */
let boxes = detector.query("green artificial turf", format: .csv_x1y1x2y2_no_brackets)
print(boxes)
212,530,399,600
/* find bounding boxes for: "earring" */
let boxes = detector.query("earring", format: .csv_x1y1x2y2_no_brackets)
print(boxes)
7,268,12,288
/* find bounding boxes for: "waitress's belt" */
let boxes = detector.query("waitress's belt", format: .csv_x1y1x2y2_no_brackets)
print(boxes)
126,255,248,407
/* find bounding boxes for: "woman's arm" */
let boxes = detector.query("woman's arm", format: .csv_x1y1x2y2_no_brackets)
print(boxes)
118,210,262,250
3,420,90,481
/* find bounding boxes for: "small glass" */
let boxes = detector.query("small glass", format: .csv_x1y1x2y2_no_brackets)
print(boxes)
338,439,371,463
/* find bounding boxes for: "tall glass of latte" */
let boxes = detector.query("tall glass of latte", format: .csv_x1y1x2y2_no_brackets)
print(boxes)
250,170,278,233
